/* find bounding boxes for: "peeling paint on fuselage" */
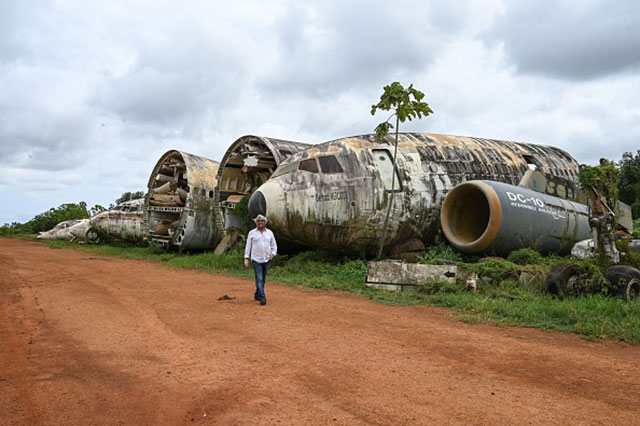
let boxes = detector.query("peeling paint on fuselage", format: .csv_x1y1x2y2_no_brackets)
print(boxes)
255,133,581,255
90,199,145,242
214,135,310,238
37,219,90,242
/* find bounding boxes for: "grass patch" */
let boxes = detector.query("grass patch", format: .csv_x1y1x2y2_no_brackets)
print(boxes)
4,233,39,240
32,238,640,344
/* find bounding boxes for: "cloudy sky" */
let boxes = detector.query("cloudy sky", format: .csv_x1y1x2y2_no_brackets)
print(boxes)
1,0,639,224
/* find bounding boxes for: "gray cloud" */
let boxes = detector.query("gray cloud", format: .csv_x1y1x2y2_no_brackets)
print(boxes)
96,67,215,124
0,64,93,170
258,0,448,99
486,1,640,80
2,0,640,224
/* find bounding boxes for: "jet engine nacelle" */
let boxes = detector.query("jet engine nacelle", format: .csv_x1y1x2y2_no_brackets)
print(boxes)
440,180,591,256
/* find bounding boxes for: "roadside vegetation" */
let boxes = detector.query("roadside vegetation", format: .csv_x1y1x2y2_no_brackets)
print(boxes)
0,191,144,236
23,238,639,343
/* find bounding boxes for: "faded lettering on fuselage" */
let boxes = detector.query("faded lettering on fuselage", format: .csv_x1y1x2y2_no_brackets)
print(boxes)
506,191,567,219
315,191,349,202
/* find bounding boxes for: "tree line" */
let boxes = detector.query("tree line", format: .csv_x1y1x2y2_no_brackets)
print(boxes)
619,150,640,219
1,191,145,235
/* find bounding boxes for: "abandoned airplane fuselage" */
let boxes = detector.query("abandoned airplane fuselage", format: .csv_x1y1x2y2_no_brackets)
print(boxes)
248,133,582,255
214,135,310,240
90,199,145,243
37,219,98,243
144,150,220,250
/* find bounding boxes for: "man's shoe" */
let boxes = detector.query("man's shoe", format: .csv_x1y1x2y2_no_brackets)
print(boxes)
260,299,267,305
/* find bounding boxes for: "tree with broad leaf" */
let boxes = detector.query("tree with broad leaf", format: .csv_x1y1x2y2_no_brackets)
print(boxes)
579,159,620,264
371,82,433,259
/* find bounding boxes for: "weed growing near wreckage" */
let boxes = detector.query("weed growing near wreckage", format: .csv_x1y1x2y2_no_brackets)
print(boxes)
30,238,640,343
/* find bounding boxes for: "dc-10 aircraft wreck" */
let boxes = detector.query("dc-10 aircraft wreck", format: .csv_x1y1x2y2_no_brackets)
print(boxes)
247,132,632,257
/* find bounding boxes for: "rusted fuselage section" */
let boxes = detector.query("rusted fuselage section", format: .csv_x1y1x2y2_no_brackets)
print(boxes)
144,150,220,250
214,135,310,241
90,199,144,243
248,132,582,255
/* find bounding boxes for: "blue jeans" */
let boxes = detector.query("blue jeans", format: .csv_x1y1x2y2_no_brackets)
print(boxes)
252,260,270,301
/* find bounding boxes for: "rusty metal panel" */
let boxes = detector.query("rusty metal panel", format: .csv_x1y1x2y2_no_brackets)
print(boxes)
616,201,633,233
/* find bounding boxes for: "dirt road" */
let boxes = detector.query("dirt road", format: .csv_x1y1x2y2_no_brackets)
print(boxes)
1,238,639,425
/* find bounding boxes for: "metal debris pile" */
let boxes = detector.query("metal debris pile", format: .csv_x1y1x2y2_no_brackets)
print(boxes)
148,153,188,237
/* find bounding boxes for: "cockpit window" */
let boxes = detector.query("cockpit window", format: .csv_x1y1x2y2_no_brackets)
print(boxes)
299,158,319,173
318,156,343,174
272,162,298,178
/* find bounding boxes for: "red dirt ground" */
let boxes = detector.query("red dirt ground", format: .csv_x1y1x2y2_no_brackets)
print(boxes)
1,237,639,425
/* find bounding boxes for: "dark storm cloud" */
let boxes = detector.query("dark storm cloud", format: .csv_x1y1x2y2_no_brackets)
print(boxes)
487,1,640,80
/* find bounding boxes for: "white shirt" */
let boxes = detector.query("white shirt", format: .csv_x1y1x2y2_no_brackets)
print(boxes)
244,227,277,263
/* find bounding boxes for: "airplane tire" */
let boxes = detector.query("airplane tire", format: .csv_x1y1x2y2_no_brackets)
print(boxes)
85,227,101,244
544,263,580,297
604,265,640,301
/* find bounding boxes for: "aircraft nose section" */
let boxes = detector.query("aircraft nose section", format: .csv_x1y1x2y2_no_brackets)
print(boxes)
248,181,286,232
248,190,267,219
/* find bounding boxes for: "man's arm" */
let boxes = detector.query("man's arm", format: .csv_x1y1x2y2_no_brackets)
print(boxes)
244,231,252,267
269,231,277,260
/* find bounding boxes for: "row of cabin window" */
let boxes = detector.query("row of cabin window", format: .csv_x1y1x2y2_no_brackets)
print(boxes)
113,204,140,212
277,155,344,176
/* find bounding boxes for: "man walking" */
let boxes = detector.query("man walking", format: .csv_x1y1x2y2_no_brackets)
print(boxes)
244,214,277,305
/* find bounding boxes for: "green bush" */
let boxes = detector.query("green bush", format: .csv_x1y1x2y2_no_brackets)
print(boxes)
234,196,253,234
507,248,543,265
462,259,521,284
418,243,463,265
616,239,640,270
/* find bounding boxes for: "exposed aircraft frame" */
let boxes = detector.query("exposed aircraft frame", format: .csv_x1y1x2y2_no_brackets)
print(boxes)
213,135,310,249
144,150,220,250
